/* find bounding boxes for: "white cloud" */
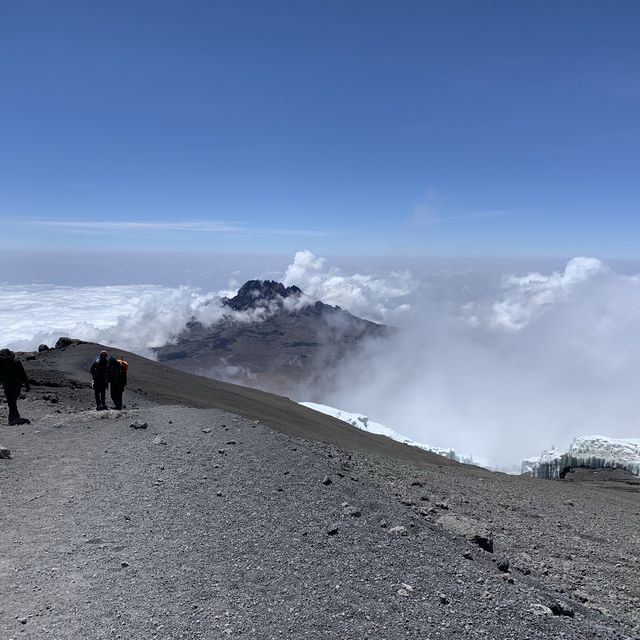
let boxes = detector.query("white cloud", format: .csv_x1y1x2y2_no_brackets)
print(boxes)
282,250,415,323
0,284,225,355
490,256,606,330
29,218,326,237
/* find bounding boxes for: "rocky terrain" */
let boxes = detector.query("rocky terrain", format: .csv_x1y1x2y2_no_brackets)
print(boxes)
155,280,388,397
1,341,639,639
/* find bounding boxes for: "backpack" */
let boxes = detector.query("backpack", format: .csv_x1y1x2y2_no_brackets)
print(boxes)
110,358,128,385
108,359,121,384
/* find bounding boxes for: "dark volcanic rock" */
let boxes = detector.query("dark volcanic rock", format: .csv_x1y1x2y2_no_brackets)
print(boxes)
155,279,389,397
223,280,303,311
54,337,86,349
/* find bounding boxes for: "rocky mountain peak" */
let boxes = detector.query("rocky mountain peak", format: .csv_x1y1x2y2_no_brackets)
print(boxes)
223,280,303,311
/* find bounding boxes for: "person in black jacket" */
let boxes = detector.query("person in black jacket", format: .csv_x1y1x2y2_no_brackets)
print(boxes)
0,348,31,425
90,350,109,411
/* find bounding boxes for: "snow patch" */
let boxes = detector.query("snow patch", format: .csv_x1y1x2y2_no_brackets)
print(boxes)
300,401,473,464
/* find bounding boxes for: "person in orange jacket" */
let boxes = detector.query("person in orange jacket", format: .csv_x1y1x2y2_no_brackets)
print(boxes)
108,355,128,410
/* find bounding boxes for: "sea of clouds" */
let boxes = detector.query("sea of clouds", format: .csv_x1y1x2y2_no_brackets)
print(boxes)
2,250,639,467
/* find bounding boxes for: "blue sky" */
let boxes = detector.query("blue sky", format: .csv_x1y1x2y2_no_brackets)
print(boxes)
1,0,639,258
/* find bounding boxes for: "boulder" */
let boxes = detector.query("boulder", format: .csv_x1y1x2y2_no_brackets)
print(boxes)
54,337,86,349
436,514,494,552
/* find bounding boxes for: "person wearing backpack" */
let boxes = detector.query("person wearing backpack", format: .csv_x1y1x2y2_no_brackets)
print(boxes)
0,348,31,425
90,350,109,411
108,355,128,410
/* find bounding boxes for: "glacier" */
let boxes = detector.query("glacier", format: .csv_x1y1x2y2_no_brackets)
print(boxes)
300,402,474,464
523,435,640,479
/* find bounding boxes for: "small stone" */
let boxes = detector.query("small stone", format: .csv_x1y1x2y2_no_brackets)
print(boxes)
216,491,223,497
152,436,166,445
497,558,510,573
0,446,11,460
388,526,408,536
121,561,129,568
411,481,424,487
130,421,148,430
322,475,332,486
343,506,362,517
202,428,212,434
531,604,553,617
438,593,449,605
513,552,533,575
218,449,225,455
548,601,575,617
463,551,473,560
574,590,589,603
226,440,237,445
19,617,27,625
327,524,339,536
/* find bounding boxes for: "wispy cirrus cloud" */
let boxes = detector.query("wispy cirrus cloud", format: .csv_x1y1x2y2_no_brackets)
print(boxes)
410,189,513,226
412,205,512,225
27,218,327,237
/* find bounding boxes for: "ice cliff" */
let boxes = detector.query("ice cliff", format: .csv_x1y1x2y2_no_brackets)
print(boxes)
523,435,640,479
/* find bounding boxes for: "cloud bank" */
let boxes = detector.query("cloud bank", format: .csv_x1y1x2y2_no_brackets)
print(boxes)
1,251,639,468
0,284,227,356
317,256,640,467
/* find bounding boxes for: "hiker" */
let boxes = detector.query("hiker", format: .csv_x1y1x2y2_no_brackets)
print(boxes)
90,350,110,411
0,349,31,425
108,355,128,410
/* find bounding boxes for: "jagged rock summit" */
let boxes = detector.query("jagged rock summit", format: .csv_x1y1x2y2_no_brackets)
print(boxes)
222,279,303,311
156,279,388,397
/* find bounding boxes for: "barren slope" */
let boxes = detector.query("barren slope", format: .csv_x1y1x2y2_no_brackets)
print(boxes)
1,343,638,639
